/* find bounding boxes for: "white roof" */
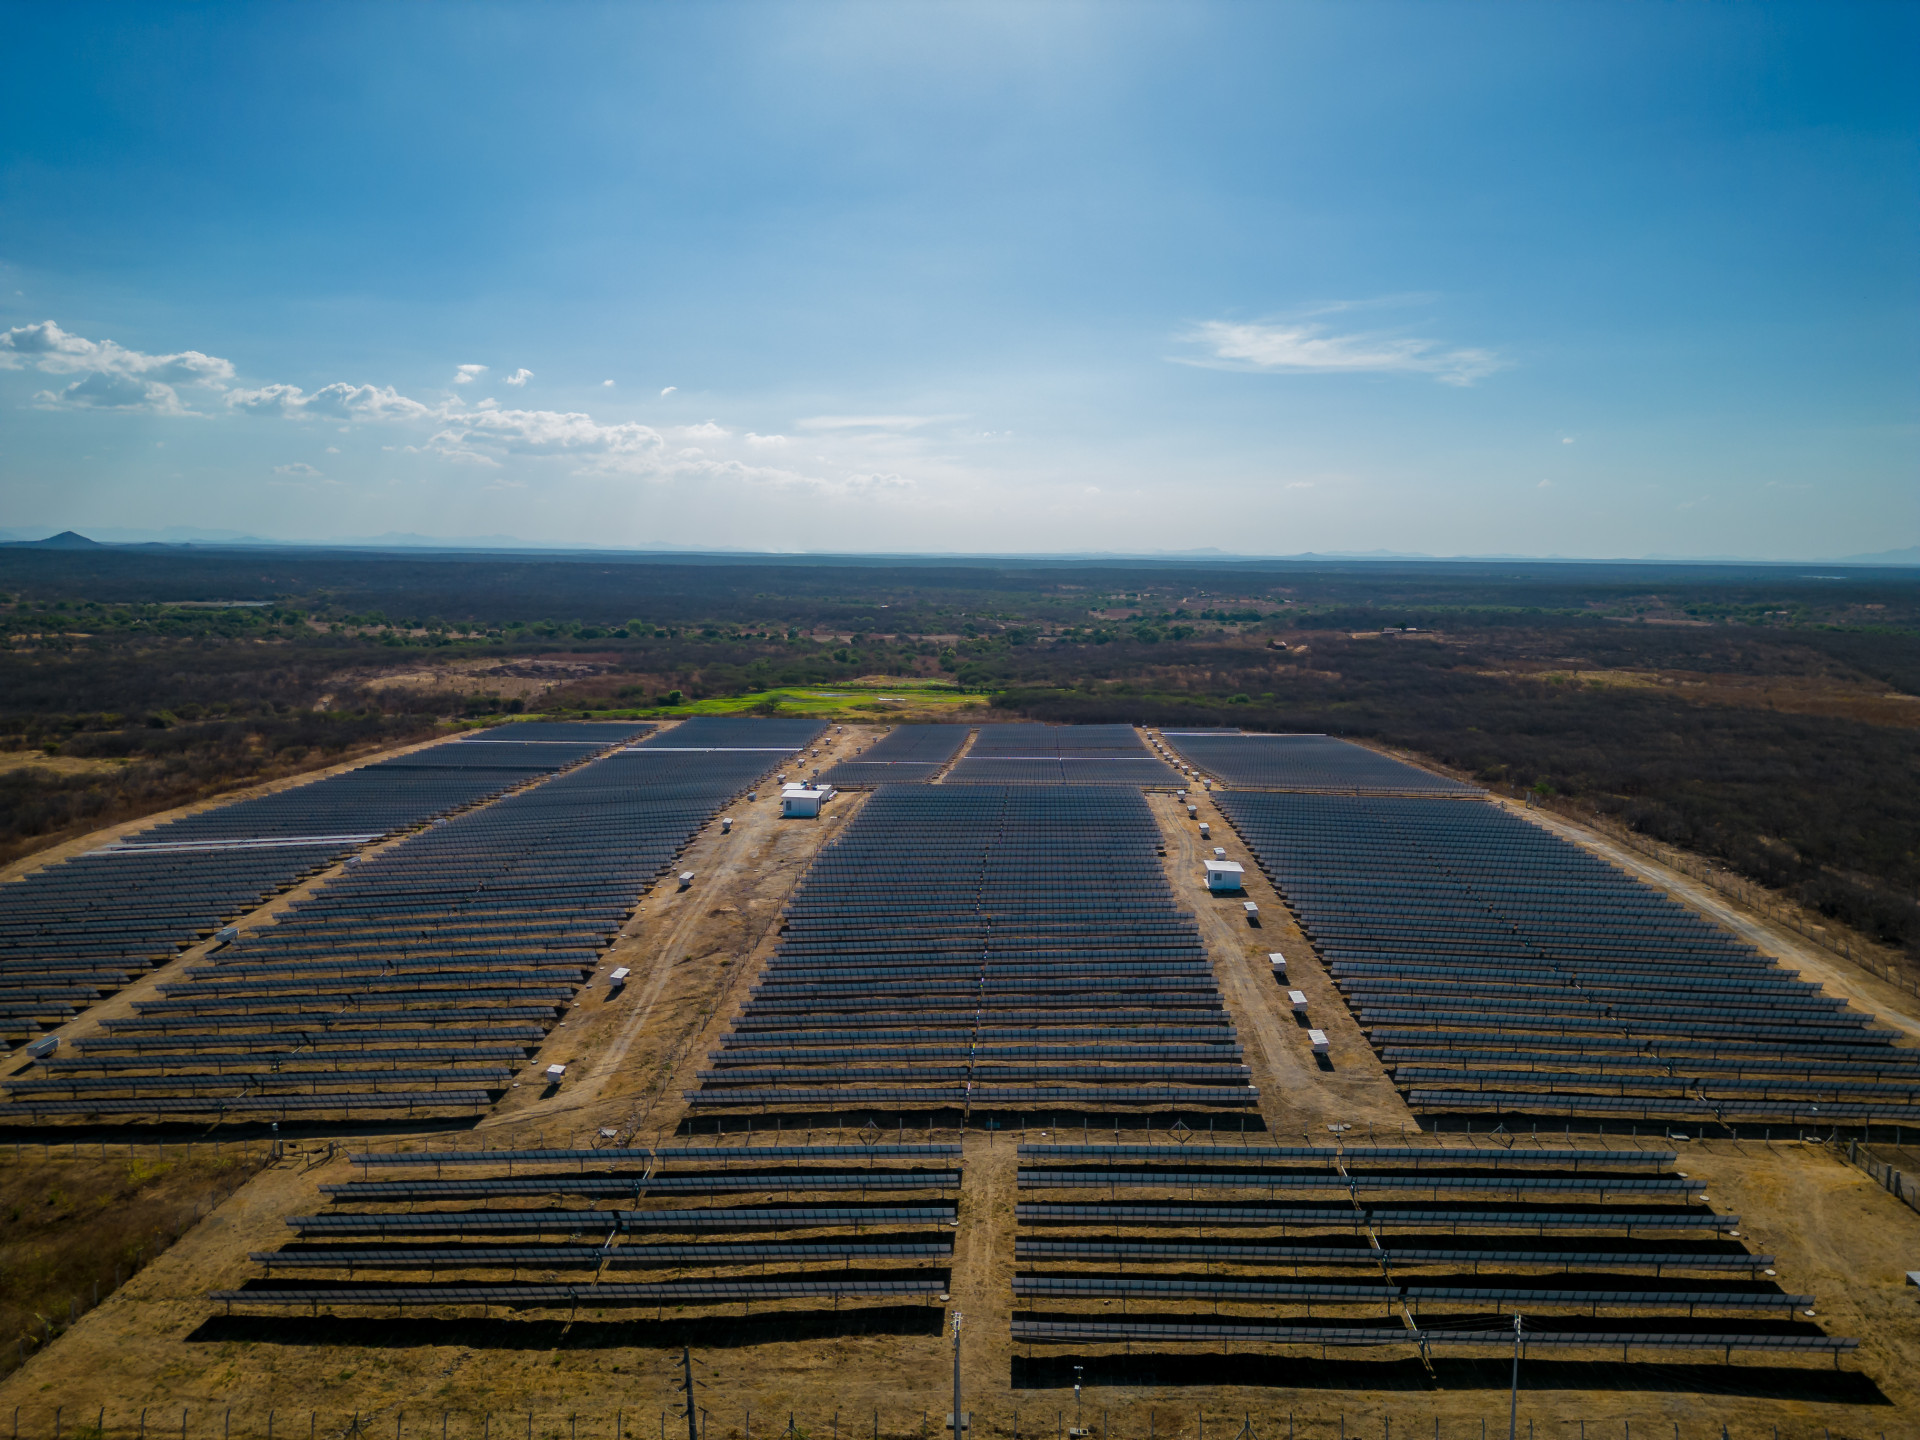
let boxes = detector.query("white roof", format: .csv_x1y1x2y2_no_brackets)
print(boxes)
1203,859,1245,874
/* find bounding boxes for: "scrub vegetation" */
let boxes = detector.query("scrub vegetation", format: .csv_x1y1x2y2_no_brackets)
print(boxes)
2,543,1915,958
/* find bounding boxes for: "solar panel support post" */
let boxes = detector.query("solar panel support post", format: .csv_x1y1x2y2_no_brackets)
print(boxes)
1508,1314,1522,1440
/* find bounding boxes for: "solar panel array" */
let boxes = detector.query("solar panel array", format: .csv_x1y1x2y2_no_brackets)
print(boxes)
0,723,649,1048
1159,733,1481,794
689,784,1255,1119
212,1143,959,1315
1010,1140,1853,1361
4,718,820,1122
819,724,971,787
1212,792,1920,1127
944,724,1179,787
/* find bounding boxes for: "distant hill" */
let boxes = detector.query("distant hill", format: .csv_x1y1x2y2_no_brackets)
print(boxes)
4,530,105,549
1837,545,1920,566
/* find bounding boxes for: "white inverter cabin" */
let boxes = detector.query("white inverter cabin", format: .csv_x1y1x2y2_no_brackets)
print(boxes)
1203,859,1245,893
781,783,835,818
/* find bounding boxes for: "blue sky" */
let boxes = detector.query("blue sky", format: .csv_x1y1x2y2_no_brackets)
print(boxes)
1,0,1914,557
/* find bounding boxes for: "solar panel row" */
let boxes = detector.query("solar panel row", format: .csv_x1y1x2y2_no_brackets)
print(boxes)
689,784,1253,1118
0,724,652,1048
1209,791,1920,1127
943,725,1182,786
819,725,971,787
1157,733,1482,794
9,718,820,1122
1009,1141,1851,1361
230,1144,960,1315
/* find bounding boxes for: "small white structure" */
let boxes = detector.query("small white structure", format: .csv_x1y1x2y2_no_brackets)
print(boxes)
215,926,239,944
1268,953,1288,977
1186,805,1198,818
1289,989,1309,1014
1204,859,1245,893
1212,846,1226,859
544,1063,567,1084
720,817,733,833
1308,1029,1330,1056
782,783,835,818
678,871,695,890
1198,821,1210,836
608,966,631,992
748,790,758,801
26,1035,59,1060
1243,900,1260,918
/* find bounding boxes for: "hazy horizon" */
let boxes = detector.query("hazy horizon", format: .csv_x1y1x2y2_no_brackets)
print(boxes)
3,1,1915,560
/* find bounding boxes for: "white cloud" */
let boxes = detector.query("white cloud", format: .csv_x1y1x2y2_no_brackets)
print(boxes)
1,320,234,387
602,379,615,387
226,382,434,422
660,385,676,397
33,371,193,414
1561,436,1574,444
418,406,667,467
4,320,234,413
1175,317,1505,386
6,318,964,501
1537,479,1553,488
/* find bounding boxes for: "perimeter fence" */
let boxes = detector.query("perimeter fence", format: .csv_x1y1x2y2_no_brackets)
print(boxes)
0,1406,1895,1440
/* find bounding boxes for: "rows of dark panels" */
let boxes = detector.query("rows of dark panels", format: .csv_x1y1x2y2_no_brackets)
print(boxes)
689,784,1255,1119
4,718,822,1123
819,724,971,788
0,723,649,1048
211,1143,959,1315
1212,792,1920,1128
944,724,1180,787
1160,732,1483,794
1009,1140,1855,1362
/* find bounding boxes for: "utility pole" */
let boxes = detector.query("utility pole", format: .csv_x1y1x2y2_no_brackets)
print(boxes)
951,1312,964,1437
1508,1315,1522,1440
683,1347,699,1440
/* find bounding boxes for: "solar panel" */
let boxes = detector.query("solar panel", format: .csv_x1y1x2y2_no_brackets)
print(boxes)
210,1278,945,1309
1015,1204,1736,1232
1014,1241,1773,1274
1159,734,1481,794
688,784,1253,1117
1009,1321,1854,1355
1209,790,1920,1126
7,718,823,1124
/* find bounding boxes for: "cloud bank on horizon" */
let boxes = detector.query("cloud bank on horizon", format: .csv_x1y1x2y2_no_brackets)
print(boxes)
0,1,1913,558
3,318,937,499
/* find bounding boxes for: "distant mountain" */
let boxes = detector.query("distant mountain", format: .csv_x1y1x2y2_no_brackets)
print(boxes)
2,530,104,549
1836,545,1920,566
